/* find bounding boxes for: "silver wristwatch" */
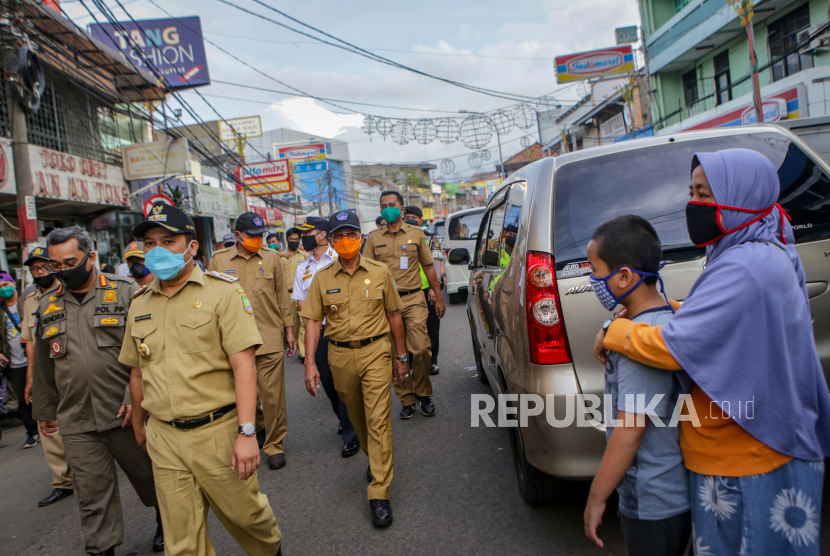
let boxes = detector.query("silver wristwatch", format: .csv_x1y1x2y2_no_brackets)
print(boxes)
394,353,408,363
238,422,256,436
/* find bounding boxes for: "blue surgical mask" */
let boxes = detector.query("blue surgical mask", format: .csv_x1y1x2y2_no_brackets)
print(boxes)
588,264,672,312
144,242,194,281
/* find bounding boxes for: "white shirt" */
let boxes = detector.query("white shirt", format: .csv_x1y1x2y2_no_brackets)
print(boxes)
292,246,338,302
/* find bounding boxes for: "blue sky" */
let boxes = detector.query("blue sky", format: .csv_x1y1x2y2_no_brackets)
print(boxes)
62,0,641,176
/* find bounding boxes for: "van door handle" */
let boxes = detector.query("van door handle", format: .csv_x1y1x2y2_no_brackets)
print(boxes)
807,281,828,299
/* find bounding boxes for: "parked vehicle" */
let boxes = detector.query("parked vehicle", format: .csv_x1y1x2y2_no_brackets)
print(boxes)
442,208,484,304
450,124,830,505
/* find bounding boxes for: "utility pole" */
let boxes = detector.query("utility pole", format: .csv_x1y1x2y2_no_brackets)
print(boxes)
729,0,763,123
325,167,335,215
316,177,323,216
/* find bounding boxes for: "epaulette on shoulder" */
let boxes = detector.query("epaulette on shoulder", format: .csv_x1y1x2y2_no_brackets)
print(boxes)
206,270,239,283
106,273,133,283
24,288,37,300
317,261,336,273
213,247,231,255
363,257,387,269
131,284,150,299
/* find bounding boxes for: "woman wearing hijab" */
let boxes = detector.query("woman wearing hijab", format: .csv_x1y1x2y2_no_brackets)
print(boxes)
596,148,830,555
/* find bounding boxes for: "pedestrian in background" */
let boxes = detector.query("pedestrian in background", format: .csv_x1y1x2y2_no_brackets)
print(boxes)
210,212,297,471
123,241,154,288
280,227,308,361
121,204,282,556
302,210,408,526
21,247,72,508
293,217,358,457
32,225,162,556
597,149,830,555
363,191,445,419
266,232,280,250
222,233,236,248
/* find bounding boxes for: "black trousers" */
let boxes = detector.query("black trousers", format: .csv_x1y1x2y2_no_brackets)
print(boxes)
619,510,691,556
424,289,440,365
316,333,358,445
5,365,37,436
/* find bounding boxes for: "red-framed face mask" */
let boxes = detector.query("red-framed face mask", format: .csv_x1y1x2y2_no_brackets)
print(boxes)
685,201,791,247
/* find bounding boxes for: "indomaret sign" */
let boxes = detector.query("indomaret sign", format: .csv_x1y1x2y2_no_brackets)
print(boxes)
30,146,130,207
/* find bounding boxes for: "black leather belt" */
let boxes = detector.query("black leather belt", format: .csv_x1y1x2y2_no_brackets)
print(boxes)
168,403,236,431
398,288,422,296
331,334,385,350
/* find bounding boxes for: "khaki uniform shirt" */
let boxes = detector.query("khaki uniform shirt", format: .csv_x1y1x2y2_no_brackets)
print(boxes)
363,223,435,291
31,271,137,434
300,256,402,343
208,246,290,355
281,250,308,292
21,287,44,343
118,266,262,422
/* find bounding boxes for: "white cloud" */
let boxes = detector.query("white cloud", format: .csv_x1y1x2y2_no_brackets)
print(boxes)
266,98,364,138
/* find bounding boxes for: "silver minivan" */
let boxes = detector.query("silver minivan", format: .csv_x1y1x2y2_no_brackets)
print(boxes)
450,125,830,505
442,207,485,304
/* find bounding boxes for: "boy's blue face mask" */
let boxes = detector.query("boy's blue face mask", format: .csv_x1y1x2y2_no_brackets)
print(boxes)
588,264,673,312
144,242,194,281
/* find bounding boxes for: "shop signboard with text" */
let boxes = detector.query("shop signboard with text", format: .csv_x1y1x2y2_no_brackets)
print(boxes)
277,143,328,173
685,85,806,131
220,116,262,142
555,46,634,83
238,160,293,195
30,146,129,207
194,184,241,218
122,138,191,181
0,138,15,195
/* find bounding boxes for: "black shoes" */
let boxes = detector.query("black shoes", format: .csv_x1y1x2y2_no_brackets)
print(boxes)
366,465,374,483
153,508,164,552
430,364,440,375
342,442,359,458
256,429,266,449
415,395,435,416
38,487,72,507
369,499,393,527
399,404,415,419
268,453,286,469
23,434,40,449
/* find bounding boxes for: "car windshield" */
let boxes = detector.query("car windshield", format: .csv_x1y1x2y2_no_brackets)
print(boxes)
448,212,483,240
553,133,830,271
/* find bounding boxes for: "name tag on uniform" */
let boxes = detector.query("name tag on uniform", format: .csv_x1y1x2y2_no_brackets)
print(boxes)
224,269,237,274
326,288,341,294
376,244,386,248
400,256,408,270
135,314,153,322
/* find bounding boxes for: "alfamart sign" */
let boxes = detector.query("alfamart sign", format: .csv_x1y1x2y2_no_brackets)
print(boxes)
30,146,129,206
555,46,634,83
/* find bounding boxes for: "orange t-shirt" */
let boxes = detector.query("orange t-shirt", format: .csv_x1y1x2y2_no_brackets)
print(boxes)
605,319,791,477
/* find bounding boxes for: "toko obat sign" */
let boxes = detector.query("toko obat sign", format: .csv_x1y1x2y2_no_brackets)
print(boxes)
90,17,210,91
554,46,634,83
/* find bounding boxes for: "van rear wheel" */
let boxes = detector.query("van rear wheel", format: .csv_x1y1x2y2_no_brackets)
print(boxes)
508,419,561,506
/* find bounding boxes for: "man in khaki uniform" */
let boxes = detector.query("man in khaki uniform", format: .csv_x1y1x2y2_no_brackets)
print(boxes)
21,246,72,508
279,227,308,360
209,212,296,470
302,210,408,527
120,204,282,556
363,191,446,419
31,225,162,556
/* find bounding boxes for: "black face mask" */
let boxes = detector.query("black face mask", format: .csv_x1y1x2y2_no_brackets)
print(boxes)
505,235,517,248
287,240,300,251
405,219,419,226
130,262,148,279
301,234,320,252
685,203,724,247
33,274,56,290
55,254,93,290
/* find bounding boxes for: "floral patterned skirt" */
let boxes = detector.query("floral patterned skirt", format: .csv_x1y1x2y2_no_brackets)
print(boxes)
690,458,824,555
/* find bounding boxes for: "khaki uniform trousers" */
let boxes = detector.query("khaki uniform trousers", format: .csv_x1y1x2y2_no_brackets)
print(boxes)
62,426,158,554
254,351,287,456
147,410,281,556
38,422,72,490
291,299,305,358
329,337,394,500
391,292,433,406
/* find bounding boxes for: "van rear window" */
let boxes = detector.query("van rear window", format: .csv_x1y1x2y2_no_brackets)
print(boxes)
448,212,483,240
553,133,830,271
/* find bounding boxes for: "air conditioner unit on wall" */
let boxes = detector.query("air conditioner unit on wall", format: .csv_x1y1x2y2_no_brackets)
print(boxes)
799,25,830,53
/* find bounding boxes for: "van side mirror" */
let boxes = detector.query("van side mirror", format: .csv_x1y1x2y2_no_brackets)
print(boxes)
482,249,499,267
447,248,470,265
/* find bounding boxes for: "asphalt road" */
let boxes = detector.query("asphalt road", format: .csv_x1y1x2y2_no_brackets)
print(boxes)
2,298,829,555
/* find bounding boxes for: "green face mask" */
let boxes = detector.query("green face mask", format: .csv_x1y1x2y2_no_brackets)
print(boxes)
0,285,15,299
381,206,402,224
268,243,279,250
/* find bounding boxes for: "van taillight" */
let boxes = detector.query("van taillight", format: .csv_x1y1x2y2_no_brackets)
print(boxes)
525,251,572,365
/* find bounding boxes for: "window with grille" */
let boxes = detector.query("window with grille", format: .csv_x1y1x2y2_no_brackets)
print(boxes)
769,5,813,82
714,52,731,105
683,69,699,107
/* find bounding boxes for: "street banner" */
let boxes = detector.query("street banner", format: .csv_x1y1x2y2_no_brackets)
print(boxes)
90,17,211,91
685,84,806,131
122,138,190,181
220,116,263,141
238,160,293,195
555,46,634,83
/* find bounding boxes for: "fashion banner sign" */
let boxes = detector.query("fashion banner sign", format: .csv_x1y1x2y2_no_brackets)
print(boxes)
238,160,293,195
555,46,634,83
29,146,129,207
90,17,211,91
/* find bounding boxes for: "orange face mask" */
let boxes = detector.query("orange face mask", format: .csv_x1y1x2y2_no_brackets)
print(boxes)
333,236,361,259
240,235,263,252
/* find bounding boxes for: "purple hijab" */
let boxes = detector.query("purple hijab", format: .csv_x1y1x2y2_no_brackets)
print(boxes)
661,148,830,461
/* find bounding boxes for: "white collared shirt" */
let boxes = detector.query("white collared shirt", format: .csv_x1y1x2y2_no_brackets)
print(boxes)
291,246,338,302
